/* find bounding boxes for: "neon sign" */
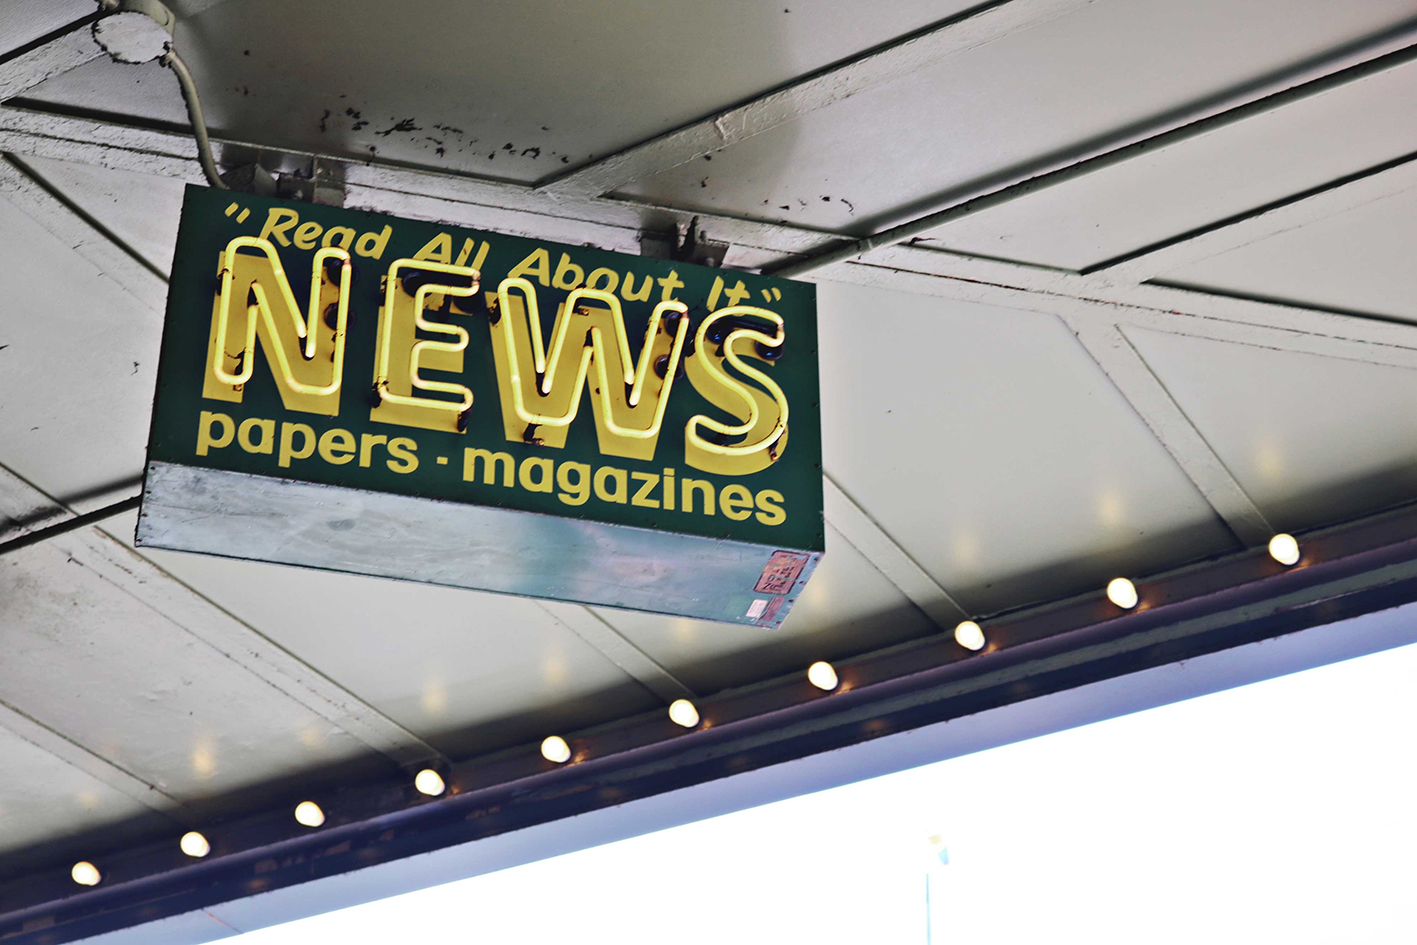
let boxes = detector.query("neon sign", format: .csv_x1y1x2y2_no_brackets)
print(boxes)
140,189,823,627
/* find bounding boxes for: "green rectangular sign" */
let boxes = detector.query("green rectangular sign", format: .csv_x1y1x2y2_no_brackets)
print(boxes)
137,186,824,627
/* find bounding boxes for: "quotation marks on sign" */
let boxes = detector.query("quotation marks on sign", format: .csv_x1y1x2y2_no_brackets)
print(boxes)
761,287,783,302
223,202,251,224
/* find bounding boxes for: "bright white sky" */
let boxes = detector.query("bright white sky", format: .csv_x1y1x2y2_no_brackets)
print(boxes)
236,640,1417,945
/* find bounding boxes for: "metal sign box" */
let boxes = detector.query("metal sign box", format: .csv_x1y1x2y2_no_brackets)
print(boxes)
136,187,824,627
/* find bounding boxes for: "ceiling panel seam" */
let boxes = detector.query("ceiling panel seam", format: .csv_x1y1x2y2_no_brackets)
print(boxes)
538,0,1100,196
843,248,1417,368
1090,153,1417,283
766,25,1417,279
0,17,102,103
0,153,167,313
3,152,168,280
1059,318,1272,546
822,477,969,627
0,464,449,773
0,698,196,825
1075,308,1417,374
535,601,696,703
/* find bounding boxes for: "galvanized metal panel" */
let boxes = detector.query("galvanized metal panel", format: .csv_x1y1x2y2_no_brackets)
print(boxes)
618,0,1417,232
1157,187,1417,322
138,460,820,628
1125,326,1417,532
815,280,1237,617
22,0,976,185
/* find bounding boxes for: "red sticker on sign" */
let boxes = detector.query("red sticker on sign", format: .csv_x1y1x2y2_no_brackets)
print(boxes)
755,551,810,595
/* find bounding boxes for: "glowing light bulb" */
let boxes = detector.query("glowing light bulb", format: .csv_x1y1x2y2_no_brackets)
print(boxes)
179,831,210,858
540,736,571,764
1269,533,1300,566
294,801,325,827
414,769,446,796
807,661,838,691
954,620,985,651
71,861,101,886
1106,577,1138,609
668,699,700,728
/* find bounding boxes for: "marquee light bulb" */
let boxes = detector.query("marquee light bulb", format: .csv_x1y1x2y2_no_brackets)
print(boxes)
179,831,210,858
807,661,838,691
293,801,325,827
414,769,446,796
541,736,571,764
668,699,700,728
71,861,101,886
954,620,986,651
1106,577,1138,610
1269,533,1300,566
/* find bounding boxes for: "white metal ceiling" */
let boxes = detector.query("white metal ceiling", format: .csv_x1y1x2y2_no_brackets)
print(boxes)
5,0,1417,897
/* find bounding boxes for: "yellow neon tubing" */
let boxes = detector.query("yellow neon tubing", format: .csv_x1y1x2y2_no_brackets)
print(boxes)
540,287,636,393
593,301,689,440
212,237,351,394
685,305,789,457
375,258,481,412
496,278,689,438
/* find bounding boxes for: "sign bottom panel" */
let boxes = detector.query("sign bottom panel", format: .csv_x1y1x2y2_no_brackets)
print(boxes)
136,462,819,627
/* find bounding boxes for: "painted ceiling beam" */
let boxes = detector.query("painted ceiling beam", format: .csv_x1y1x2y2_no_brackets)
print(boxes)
0,17,104,104
1061,319,1272,547
536,602,698,704
0,155,167,312
847,245,1417,371
0,698,197,828
823,477,970,628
